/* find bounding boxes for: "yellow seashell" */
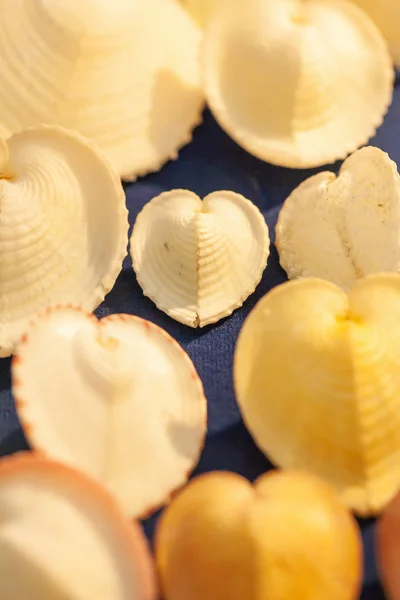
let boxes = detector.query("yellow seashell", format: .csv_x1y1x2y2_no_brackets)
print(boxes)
0,125,128,358
276,146,400,291
351,0,400,68
234,273,400,516
12,307,207,519
0,0,204,180
178,0,220,27
130,189,270,327
203,0,394,169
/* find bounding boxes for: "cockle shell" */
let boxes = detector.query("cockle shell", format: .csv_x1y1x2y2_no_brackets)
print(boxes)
234,274,400,516
12,307,207,518
130,190,270,327
276,146,400,291
351,0,400,68
0,452,156,600
0,126,128,358
203,0,394,169
178,0,220,27
0,0,204,180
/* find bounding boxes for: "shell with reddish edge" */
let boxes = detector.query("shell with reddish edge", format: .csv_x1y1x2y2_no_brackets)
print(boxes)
0,125,129,358
11,306,207,519
0,451,157,600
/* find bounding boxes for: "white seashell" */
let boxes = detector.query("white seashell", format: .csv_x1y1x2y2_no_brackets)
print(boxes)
276,146,400,291
0,453,156,600
0,0,204,180
12,307,207,518
351,0,400,68
203,0,394,169
130,189,270,327
0,125,128,358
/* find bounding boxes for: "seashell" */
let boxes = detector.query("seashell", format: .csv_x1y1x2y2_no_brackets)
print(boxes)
130,189,270,327
0,452,157,600
0,125,128,358
351,0,400,68
276,146,400,291
12,307,207,518
0,0,204,180
178,0,220,27
203,0,394,169
234,273,400,516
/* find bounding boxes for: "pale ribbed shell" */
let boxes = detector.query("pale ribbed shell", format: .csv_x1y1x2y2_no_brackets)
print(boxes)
276,146,400,290
12,308,207,519
351,0,400,67
203,0,394,169
234,274,400,516
0,0,204,180
0,126,128,358
0,453,156,600
130,190,270,327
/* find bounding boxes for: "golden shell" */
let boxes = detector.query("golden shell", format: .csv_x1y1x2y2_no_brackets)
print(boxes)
234,274,400,516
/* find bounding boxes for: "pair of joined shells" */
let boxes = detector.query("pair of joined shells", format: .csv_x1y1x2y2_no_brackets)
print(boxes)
0,453,157,599
0,125,128,358
130,189,270,327
234,273,400,516
0,0,204,180
202,0,394,168
276,146,400,290
12,307,207,519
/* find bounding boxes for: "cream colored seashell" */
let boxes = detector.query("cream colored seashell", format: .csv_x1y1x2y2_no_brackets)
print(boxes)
0,453,157,600
276,146,400,291
12,307,207,518
130,189,270,327
0,0,204,180
203,0,394,169
351,0,400,68
0,125,128,358
234,273,400,516
178,0,220,27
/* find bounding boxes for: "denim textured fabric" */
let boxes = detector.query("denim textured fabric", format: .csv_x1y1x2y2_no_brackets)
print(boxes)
3,91,400,598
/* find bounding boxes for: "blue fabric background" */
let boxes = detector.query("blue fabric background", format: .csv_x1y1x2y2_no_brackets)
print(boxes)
2,78,400,598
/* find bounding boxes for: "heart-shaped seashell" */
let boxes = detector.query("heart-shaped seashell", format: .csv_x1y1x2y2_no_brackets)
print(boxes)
130,189,270,327
0,0,204,180
12,307,207,518
0,452,156,600
203,0,394,169
351,0,400,68
276,146,400,291
234,273,400,516
0,126,128,358
178,0,220,27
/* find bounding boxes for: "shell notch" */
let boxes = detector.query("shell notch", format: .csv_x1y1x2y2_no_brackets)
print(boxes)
0,0,205,180
0,452,157,600
275,146,400,290
0,125,129,358
203,0,394,168
130,189,270,327
234,273,400,517
12,307,207,518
